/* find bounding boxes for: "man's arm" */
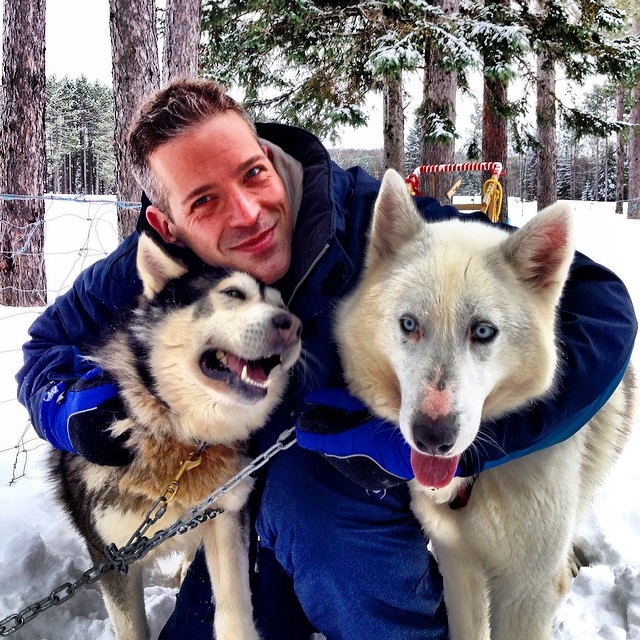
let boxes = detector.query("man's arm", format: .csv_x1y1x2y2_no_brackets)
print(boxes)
16,232,142,461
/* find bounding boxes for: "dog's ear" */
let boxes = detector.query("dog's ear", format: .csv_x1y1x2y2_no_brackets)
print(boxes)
367,169,425,270
500,202,574,305
137,231,189,299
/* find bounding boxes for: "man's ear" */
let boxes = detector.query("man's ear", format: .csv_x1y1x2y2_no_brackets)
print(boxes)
146,205,178,243
262,144,274,161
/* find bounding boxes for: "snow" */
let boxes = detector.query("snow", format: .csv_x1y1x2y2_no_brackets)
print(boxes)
1,197,639,639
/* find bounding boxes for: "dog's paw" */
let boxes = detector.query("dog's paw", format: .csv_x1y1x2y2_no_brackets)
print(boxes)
568,542,590,577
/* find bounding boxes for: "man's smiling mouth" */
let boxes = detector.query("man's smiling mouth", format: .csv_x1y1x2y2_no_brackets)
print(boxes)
232,225,276,252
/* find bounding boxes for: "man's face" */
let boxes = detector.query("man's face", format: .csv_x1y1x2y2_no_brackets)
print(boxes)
145,111,293,284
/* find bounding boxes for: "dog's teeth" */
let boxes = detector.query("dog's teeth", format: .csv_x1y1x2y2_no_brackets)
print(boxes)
216,350,228,366
239,363,271,390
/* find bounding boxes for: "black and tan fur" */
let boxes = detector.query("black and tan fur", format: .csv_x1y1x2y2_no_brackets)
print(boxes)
49,232,302,640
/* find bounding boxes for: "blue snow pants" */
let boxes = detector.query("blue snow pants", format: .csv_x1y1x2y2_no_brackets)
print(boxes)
158,445,449,639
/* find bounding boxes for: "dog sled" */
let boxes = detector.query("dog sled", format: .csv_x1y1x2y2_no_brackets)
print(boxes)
405,161,503,223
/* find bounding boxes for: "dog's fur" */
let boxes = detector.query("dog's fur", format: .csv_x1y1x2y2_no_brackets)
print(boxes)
336,169,636,640
49,232,302,640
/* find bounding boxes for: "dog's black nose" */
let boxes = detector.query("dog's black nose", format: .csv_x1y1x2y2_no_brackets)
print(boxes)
273,312,303,343
411,413,458,456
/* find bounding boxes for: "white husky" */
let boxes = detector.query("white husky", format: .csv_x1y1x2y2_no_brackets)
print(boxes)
336,169,635,640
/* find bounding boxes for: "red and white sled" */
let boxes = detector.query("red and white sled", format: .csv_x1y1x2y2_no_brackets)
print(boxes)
406,161,504,223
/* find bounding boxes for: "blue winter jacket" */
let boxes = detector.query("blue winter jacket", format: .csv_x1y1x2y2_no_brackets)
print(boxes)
16,122,637,475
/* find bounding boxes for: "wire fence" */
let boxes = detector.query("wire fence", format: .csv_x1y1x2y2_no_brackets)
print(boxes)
0,194,140,485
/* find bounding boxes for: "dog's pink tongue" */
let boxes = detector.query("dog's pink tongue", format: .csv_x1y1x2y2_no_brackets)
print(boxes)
410,451,459,488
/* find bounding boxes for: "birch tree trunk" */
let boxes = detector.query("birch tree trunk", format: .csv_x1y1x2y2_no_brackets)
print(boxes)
162,0,202,83
536,52,556,210
383,73,405,172
0,0,46,306
109,0,160,238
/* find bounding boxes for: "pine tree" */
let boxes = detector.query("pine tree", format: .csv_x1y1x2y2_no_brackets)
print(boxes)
536,35,557,209
615,84,626,214
628,12,640,219
0,0,46,306
198,0,640,211
556,129,574,200
383,73,404,172
162,0,202,82
200,0,476,142
404,116,422,176
45,77,116,195
417,0,460,199
109,0,160,238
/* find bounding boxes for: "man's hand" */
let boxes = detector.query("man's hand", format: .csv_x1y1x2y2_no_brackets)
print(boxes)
295,388,414,491
41,367,133,466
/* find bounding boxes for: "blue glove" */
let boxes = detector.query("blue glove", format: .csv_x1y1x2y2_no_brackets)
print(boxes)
295,388,414,490
41,367,132,466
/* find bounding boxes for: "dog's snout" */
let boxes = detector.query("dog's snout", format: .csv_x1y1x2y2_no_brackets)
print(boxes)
273,312,302,344
412,413,458,456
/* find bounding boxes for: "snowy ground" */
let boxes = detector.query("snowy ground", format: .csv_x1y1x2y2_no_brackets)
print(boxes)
0,197,638,639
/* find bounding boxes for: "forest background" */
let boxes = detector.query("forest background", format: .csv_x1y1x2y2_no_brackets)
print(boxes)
0,0,640,308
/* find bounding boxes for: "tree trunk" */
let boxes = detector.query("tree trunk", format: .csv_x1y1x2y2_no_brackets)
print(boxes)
536,52,556,210
109,0,160,238
382,73,405,173
0,0,47,306
162,0,202,83
628,15,640,220
418,0,458,200
616,83,624,214
480,0,510,222
482,76,509,222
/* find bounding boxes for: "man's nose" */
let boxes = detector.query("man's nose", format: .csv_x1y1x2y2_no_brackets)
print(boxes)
228,188,260,226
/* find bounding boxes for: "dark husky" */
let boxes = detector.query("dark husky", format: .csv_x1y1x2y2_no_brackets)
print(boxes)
49,232,302,640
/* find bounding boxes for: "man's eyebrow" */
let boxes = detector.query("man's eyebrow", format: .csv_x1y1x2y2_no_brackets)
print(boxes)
180,154,267,208
181,183,214,208
238,154,268,174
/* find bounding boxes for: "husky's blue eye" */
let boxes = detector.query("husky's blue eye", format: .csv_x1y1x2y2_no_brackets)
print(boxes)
400,315,419,334
222,287,246,300
471,323,497,343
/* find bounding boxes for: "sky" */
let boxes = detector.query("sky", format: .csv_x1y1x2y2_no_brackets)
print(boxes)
0,0,112,86
45,0,114,86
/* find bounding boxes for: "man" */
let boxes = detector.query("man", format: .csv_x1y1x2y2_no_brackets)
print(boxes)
17,79,637,639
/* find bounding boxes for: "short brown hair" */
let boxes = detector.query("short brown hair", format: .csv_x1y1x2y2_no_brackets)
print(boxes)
126,78,256,213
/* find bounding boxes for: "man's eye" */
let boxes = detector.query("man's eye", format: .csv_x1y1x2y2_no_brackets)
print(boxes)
246,166,262,180
193,195,210,207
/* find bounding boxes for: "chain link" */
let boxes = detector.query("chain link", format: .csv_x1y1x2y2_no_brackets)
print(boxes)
0,428,297,637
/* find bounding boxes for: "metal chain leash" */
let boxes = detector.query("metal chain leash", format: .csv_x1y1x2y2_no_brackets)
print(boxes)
0,427,298,637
